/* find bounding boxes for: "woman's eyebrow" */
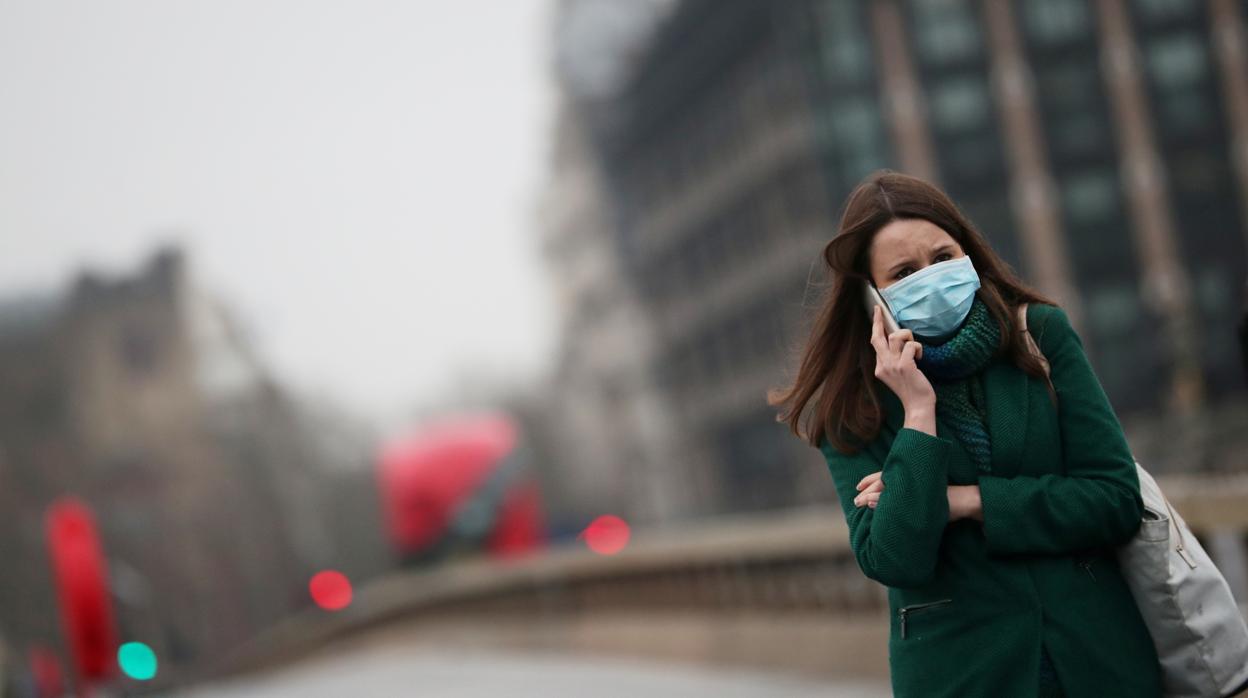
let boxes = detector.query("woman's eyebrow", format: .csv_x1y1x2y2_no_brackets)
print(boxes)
886,245,953,274
886,257,915,275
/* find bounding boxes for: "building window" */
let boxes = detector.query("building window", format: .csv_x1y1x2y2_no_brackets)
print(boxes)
1145,33,1207,89
927,76,991,132
1083,283,1150,405
1019,0,1092,44
828,97,887,182
816,0,871,81
960,195,1020,270
1086,284,1144,337
1144,32,1213,135
823,37,870,81
1132,0,1198,21
1061,169,1119,224
943,136,1000,180
1034,62,1099,110
1050,112,1105,158
1170,148,1223,196
911,0,982,65
1195,266,1234,319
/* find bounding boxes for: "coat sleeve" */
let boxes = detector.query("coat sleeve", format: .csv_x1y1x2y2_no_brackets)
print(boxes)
821,426,953,588
977,305,1144,555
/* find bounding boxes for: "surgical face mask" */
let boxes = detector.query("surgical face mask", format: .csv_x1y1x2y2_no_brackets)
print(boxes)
878,255,981,341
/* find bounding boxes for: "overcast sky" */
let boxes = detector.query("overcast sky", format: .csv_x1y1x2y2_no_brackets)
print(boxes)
0,0,557,429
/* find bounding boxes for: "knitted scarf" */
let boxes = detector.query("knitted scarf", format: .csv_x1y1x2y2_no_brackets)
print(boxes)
913,296,1001,473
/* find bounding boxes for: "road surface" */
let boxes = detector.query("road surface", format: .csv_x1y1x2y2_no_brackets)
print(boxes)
175,645,889,698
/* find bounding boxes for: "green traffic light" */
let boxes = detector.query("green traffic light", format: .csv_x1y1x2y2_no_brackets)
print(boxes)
118,641,157,680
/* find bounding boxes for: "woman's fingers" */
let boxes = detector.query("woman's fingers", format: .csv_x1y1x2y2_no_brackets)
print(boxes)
868,303,936,408
888,327,915,354
854,471,884,507
854,491,882,508
854,481,884,505
856,471,883,491
870,305,887,354
874,310,920,367
900,339,921,364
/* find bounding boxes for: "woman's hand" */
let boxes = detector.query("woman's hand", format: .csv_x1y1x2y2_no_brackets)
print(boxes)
853,471,884,509
947,485,983,522
853,474,984,524
870,305,936,433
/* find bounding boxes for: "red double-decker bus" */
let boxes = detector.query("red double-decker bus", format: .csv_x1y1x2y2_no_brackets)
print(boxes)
376,412,545,565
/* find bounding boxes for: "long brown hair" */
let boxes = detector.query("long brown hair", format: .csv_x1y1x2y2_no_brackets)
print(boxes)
768,170,1055,455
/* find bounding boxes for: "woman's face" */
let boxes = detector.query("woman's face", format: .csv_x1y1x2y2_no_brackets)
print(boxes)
868,218,967,290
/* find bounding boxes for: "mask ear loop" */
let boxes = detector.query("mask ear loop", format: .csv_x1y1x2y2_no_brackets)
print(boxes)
871,280,898,320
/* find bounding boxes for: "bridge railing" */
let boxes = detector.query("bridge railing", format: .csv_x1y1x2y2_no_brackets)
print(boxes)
158,473,1248,691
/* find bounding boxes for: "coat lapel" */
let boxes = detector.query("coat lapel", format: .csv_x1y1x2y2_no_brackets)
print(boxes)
982,358,1029,479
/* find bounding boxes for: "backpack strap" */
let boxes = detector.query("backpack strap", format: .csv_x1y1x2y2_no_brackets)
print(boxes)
1017,302,1056,402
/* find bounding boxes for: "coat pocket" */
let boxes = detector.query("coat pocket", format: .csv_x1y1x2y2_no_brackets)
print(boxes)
1073,545,1119,583
898,598,953,640
1075,555,1099,582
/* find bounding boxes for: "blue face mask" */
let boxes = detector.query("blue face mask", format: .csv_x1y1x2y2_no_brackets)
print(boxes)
878,255,981,341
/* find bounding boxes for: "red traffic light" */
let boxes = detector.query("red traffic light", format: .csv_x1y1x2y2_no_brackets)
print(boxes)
45,497,118,684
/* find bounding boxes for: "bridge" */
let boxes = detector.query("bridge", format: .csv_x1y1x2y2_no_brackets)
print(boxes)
156,473,1248,695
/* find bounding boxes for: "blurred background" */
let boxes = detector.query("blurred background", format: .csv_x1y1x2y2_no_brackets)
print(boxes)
2,0,1248,695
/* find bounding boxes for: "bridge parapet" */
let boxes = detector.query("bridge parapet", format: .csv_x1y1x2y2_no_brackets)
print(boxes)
174,474,1248,690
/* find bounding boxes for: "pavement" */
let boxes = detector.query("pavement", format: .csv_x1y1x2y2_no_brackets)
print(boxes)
172,645,890,698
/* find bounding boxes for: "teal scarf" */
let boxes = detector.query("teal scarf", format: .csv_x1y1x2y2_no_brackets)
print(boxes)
914,296,1000,473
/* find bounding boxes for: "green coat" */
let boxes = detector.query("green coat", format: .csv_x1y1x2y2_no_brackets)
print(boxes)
819,303,1162,697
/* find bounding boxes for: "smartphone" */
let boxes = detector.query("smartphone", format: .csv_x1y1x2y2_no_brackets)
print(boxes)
864,282,901,335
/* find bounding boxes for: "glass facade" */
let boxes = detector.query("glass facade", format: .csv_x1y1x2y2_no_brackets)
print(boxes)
903,0,1023,273
806,0,896,198
1128,0,1248,399
612,1,841,514
1014,0,1159,411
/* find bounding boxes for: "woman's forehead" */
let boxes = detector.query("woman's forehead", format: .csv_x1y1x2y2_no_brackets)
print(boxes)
871,220,958,262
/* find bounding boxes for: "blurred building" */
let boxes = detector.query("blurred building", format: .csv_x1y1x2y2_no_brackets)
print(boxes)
0,248,379,678
544,0,1248,520
540,0,690,527
539,101,690,527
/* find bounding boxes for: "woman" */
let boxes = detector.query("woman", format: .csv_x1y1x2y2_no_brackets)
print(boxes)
769,171,1162,697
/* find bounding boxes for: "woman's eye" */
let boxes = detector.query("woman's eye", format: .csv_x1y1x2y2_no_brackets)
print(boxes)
934,253,953,263
895,268,914,280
